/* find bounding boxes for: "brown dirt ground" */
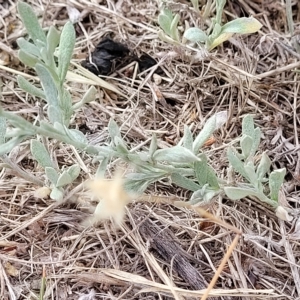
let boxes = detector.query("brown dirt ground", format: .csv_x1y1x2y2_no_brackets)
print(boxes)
0,0,300,299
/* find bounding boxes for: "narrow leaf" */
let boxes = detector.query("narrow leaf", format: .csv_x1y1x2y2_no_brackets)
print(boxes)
124,178,151,195
35,64,58,106
158,9,173,35
194,154,208,186
224,187,259,200
58,22,75,82
244,162,258,187
256,152,271,181
108,119,121,140
66,128,88,144
67,164,80,181
45,167,59,185
170,13,180,41
269,168,286,202
17,1,46,44
30,139,54,169
18,50,39,67
46,26,60,57
17,76,46,99
153,146,200,163
240,135,253,159
193,114,219,153
206,166,220,188
56,171,73,187
221,17,262,34
183,125,193,151
47,105,62,124
60,89,73,126
242,115,255,137
171,173,201,191
227,147,249,181
249,127,261,157
148,134,158,159
72,86,97,110
96,157,109,178
17,38,40,57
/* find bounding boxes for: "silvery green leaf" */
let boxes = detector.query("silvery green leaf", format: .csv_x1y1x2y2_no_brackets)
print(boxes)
0,117,6,145
149,134,158,158
184,27,208,43
40,121,64,135
269,168,286,202
206,166,220,188
39,47,50,65
30,139,54,168
194,154,208,186
53,122,66,133
46,26,60,57
240,135,253,159
108,118,121,140
114,136,128,154
60,89,73,126
153,146,200,163
96,157,108,178
35,39,46,47
190,186,218,205
50,186,64,201
127,171,165,181
138,152,149,162
67,128,88,144
18,50,39,67
45,167,59,185
0,137,25,155
17,1,46,44
257,152,271,181
170,13,180,41
72,86,97,110
221,17,262,34
67,164,80,181
127,153,144,164
56,171,73,187
227,147,249,181
224,186,260,200
249,127,261,157
171,173,201,191
211,23,222,38
194,111,227,153
47,105,62,124
58,22,75,82
183,125,193,151
17,76,46,99
189,189,205,205
215,0,226,24
124,178,151,194
17,38,40,57
35,64,58,106
244,161,258,186
158,9,173,35
242,115,255,137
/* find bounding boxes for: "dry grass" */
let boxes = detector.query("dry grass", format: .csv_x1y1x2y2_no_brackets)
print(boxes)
0,0,300,299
